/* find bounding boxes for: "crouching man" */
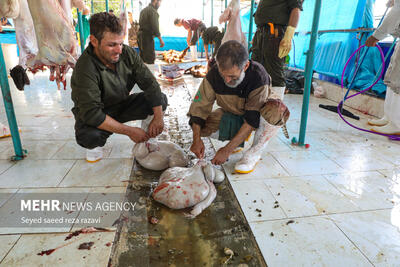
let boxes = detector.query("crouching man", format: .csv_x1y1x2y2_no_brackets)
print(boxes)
71,12,167,162
188,40,289,173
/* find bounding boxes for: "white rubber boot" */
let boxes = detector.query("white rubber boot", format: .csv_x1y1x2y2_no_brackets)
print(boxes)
368,115,389,126
234,118,280,174
371,121,400,135
270,86,286,100
86,147,103,163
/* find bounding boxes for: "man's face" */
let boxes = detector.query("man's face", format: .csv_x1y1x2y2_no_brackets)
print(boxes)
218,62,248,88
153,0,162,9
91,31,124,65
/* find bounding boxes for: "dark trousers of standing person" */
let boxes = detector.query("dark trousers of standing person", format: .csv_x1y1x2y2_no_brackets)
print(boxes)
251,24,287,87
75,92,168,149
190,23,207,46
137,30,155,64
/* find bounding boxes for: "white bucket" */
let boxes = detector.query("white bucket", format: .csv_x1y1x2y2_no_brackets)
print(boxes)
190,45,197,61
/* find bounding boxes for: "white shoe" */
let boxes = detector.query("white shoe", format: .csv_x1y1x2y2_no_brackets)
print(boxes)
235,118,280,174
371,121,400,135
368,115,389,126
86,147,103,163
0,123,11,138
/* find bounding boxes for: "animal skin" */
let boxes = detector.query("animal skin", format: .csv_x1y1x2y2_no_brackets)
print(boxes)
132,140,189,171
153,161,225,218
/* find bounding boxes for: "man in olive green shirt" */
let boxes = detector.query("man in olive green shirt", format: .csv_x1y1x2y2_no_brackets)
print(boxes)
138,0,164,64
71,12,167,162
251,0,303,100
202,26,224,61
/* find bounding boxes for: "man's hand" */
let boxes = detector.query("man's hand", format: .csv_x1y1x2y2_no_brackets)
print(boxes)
387,0,394,7
127,127,150,143
148,116,164,138
159,39,165,48
278,26,296,58
82,6,90,15
365,35,379,47
211,146,231,165
190,138,205,159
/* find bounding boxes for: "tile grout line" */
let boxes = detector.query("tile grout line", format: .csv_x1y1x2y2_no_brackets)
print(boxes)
0,234,22,265
327,215,376,266
56,159,79,187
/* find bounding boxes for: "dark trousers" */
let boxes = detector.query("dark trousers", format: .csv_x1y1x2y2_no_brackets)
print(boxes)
75,92,168,149
138,31,155,64
251,24,286,87
190,23,206,46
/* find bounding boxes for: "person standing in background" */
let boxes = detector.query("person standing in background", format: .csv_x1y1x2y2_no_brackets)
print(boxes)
366,0,400,135
202,26,224,61
251,0,303,100
174,18,206,47
138,0,164,64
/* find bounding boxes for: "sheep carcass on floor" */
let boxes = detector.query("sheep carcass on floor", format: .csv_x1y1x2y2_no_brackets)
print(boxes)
153,162,225,218
132,140,189,171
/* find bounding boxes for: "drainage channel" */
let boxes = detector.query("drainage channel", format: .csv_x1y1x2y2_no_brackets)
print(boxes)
109,76,267,267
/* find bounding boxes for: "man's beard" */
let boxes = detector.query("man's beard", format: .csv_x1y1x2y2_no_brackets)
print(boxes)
224,70,245,88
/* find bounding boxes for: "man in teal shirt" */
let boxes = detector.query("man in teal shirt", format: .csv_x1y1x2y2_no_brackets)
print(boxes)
71,12,167,162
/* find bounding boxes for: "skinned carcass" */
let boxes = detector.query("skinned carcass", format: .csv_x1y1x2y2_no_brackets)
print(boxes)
59,0,87,25
13,0,37,68
219,0,247,49
152,161,225,218
119,0,130,45
26,0,78,89
132,140,189,171
0,0,19,18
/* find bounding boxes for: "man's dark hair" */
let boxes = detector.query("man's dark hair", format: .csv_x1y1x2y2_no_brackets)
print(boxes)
216,40,248,70
90,12,122,42
109,9,114,13
174,18,181,25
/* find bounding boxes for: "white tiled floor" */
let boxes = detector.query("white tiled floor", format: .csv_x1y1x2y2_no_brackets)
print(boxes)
1,68,400,267
0,73,128,266
215,91,400,265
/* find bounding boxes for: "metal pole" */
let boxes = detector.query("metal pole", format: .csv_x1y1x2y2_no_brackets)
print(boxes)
225,0,227,31
211,0,214,26
77,10,85,53
202,0,205,20
0,46,25,160
298,0,322,146
131,0,134,13
248,0,255,50
91,0,94,14
106,0,109,12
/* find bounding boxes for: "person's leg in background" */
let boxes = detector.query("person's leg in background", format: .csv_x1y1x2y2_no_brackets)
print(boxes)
138,31,156,64
251,25,286,100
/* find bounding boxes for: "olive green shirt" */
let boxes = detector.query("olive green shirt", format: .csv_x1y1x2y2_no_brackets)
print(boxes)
254,0,303,26
202,26,224,45
71,44,163,127
139,4,161,37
